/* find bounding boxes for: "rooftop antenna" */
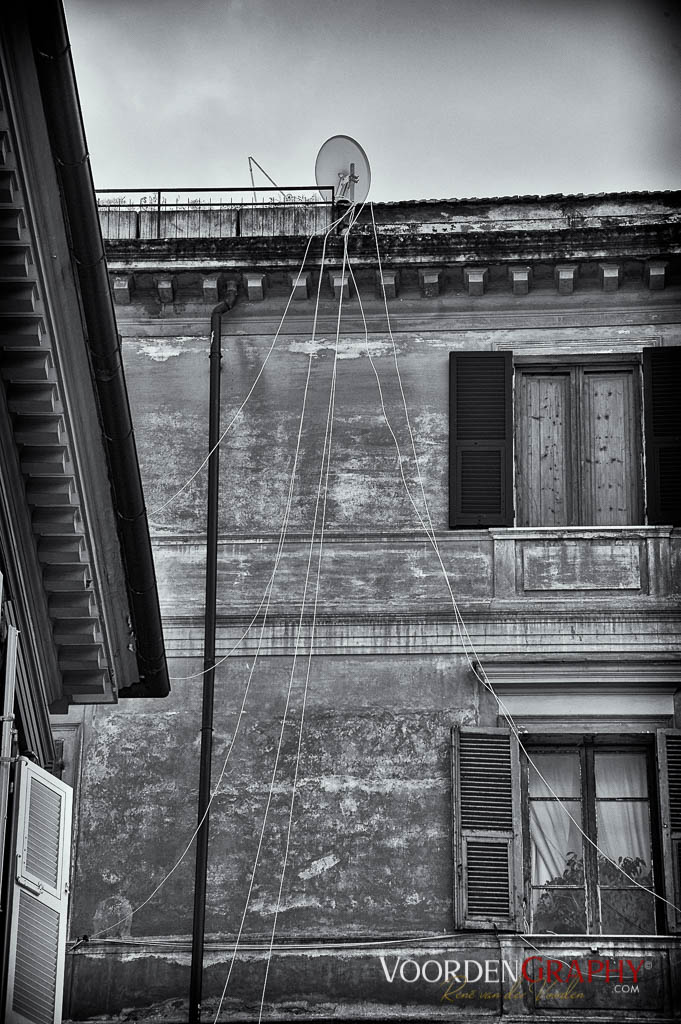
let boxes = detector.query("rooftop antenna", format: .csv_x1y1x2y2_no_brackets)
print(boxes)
315,135,371,207
248,156,286,198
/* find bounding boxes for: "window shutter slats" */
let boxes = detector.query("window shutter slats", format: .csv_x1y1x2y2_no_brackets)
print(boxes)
0,623,19,903
452,726,522,930
4,758,73,1024
644,347,681,526
465,841,511,917
12,893,60,1023
449,352,513,527
24,782,62,889
657,729,681,934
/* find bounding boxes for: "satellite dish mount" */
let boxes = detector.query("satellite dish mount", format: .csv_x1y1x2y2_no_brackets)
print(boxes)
336,163,360,204
315,135,371,208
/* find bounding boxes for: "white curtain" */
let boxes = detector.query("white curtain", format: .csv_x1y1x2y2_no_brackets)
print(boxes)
530,748,655,933
529,750,583,885
531,801,583,885
594,751,647,798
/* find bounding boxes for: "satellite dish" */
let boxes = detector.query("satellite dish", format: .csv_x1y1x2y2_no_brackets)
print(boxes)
315,135,371,205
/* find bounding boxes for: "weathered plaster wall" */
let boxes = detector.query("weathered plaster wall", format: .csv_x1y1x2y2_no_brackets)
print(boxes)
67,937,680,1021
127,325,451,536
63,254,681,1018
70,654,485,942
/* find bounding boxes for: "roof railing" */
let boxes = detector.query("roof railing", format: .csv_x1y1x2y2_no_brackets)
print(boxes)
96,186,336,240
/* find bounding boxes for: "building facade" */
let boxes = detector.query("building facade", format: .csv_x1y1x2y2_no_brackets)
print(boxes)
64,191,681,1021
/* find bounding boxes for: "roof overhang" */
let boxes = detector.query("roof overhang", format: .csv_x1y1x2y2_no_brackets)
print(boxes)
0,3,169,705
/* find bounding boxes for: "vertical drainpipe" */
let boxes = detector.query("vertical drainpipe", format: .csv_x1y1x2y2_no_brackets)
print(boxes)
189,282,238,1024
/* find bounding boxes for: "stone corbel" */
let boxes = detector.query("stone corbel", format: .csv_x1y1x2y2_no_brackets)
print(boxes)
155,277,175,304
328,270,350,300
243,273,266,301
418,268,441,297
289,271,311,300
598,263,621,291
463,266,488,296
554,264,579,295
376,269,399,299
644,261,668,291
508,265,532,295
112,274,134,305
202,274,221,304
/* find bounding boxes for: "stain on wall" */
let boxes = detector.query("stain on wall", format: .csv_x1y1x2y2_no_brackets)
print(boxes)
70,655,480,942
126,329,452,536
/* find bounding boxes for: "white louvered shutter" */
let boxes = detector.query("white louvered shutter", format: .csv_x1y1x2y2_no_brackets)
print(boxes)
657,729,681,933
1,624,19,901
4,757,72,1024
452,726,522,929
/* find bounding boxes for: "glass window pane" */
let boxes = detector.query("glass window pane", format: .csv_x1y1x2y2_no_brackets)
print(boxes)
597,802,652,886
532,888,587,934
594,752,648,797
600,888,656,935
528,752,581,797
530,801,584,885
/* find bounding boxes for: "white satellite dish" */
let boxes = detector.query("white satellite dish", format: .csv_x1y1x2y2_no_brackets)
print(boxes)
315,135,371,205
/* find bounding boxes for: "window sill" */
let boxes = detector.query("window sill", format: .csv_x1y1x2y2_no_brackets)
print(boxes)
490,525,675,540
489,527,677,600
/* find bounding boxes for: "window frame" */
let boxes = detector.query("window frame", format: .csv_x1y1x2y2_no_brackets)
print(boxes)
514,355,644,528
449,346,681,529
521,733,664,936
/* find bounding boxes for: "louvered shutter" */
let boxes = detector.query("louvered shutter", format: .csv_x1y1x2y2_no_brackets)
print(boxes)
3,757,73,1024
0,624,19,901
452,726,522,929
657,729,681,933
449,351,513,527
643,347,681,526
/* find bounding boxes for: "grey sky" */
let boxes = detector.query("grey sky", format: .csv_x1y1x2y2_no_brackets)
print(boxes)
64,0,681,202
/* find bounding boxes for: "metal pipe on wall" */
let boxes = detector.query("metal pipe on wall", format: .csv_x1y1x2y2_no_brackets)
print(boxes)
189,286,238,1024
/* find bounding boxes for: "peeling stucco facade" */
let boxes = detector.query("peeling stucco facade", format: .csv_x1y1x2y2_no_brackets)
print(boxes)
57,193,681,1022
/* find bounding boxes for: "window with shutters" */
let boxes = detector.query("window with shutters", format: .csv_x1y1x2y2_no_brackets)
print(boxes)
526,741,657,935
453,727,681,936
449,347,681,528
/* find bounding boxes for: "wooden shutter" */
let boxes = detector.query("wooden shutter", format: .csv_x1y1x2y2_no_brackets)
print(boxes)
582,366,641,525
449,351,513,527
516,370,572,526
3,758,73,1024
644,347,681,526
452,726,522,929
657,729,681,933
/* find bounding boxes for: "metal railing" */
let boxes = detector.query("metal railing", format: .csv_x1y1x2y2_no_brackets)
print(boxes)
96,186,336,240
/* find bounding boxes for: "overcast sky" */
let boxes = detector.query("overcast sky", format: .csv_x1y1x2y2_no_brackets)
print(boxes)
64,0,681,203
